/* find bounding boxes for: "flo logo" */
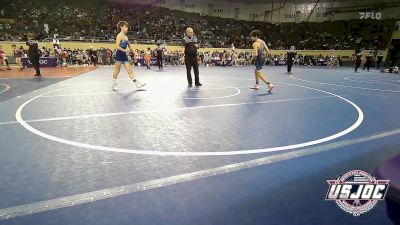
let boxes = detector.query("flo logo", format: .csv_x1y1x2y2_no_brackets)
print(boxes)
325,170,389,216
359,11,382,20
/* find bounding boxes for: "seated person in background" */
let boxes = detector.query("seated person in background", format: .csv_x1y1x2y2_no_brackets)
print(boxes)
75,51,83,65
381,66,399,74
0,45,12,70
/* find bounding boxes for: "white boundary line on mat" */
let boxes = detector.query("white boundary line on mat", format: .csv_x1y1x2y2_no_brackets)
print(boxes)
0,128,399,221
14,81,364,156
0,83,11,94
290,75,400,93
344,77,400,85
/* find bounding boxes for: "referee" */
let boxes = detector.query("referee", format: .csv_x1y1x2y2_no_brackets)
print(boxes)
182,27,201,87
155,44,164,70
26,33,41,76
287,46,297,74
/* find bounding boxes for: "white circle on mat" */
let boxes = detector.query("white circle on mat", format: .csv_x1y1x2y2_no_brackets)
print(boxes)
16,81,364,156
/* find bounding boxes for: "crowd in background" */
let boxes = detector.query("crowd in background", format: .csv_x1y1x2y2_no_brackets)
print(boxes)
0,0,396,50
50,48,345,68
1,0,398,70
2,41,392,72
0,42,363,71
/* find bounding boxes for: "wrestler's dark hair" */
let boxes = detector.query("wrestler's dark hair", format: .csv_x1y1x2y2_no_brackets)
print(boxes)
117,21,129,30
250,30,262,38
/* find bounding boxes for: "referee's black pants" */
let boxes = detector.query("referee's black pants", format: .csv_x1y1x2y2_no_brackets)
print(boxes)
287,60,294,72
185,57,200,85
29,55,41,75
157,57,163,69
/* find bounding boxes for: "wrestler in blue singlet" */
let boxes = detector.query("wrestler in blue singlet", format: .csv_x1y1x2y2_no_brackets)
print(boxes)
115,36,129,64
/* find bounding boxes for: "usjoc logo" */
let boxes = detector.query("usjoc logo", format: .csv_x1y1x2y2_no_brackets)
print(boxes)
325,170,389,216
27,60,48,65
